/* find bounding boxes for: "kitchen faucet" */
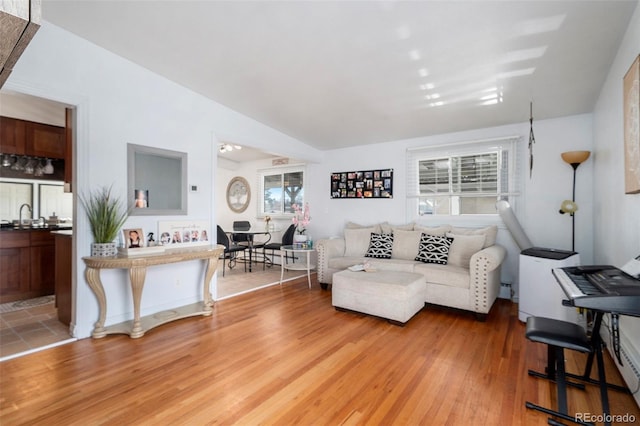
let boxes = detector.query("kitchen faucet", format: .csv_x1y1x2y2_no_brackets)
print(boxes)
19,203,32,227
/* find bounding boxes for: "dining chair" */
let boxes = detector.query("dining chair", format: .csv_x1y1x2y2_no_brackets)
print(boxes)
262,224,296,269
216,225,247,277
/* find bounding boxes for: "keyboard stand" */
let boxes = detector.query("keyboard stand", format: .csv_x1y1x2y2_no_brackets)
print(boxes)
562,312,630,426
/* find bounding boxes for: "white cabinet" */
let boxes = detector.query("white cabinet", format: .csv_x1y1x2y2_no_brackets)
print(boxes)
518,247,580,323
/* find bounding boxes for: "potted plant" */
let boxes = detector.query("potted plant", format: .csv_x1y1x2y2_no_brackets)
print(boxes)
291,202,310,243
79,185,129,256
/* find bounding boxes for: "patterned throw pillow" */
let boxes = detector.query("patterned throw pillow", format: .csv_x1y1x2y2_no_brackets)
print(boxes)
414,234,454,265
365,233,394,259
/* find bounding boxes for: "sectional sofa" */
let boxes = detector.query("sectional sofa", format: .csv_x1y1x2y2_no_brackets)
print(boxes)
316,222,507,320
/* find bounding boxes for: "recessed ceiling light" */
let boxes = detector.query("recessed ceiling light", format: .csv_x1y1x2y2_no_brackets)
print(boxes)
498,68,535,79
396,26,411,40
418,68,429,77
409,50,421,61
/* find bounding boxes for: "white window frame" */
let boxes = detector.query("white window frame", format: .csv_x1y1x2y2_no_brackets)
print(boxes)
406,136,521,219
257,164,306,218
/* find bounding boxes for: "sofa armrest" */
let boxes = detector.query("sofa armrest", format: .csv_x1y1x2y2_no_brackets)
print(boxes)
470,244,506,272
469,244,507,315
316,238,345,284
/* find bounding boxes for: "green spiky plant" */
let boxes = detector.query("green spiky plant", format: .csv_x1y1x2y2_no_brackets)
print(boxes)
79,185,129,243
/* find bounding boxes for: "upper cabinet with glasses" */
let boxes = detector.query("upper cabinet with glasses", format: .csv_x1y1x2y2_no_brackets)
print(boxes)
0,116,65,158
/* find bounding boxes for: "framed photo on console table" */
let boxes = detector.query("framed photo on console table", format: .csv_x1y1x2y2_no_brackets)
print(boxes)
158,220,210,247
331,168,393,199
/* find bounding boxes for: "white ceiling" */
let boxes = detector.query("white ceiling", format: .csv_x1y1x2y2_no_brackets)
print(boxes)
41,0,637,152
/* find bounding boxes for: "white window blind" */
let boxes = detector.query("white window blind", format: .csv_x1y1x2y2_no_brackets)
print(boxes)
406,136,521,216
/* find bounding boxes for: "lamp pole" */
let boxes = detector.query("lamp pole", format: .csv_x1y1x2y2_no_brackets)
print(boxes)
560,151,590,253
569,163,579,252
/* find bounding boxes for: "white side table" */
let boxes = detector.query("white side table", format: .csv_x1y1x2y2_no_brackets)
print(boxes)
280,244,316,288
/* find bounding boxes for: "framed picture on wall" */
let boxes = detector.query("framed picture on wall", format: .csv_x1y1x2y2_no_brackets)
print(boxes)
623,54,640,194
331,168,393,199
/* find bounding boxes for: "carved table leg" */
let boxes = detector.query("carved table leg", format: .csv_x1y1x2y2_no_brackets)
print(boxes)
202,256,219,314
129,265,147,338
85,267,108,338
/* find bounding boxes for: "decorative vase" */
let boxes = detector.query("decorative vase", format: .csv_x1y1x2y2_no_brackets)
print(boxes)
293,234,307,244
91,242,117,257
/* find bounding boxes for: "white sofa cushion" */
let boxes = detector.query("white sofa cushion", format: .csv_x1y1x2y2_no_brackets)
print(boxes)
391,230,422,260
344,227,375,256
413,224,452,236
346,221,382,234
451,225,497,248
414,263,470,288
446,233,486,268
328,256,367,270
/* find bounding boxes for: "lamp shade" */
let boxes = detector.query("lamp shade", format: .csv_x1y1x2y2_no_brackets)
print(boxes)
561,150,591,165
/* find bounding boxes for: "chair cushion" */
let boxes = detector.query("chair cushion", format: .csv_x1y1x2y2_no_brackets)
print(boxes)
525,316,591,353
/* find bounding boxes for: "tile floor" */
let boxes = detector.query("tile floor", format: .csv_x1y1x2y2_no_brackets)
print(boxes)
0,299,72,359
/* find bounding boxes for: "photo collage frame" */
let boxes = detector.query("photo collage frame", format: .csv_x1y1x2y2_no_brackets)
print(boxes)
331,168,393,199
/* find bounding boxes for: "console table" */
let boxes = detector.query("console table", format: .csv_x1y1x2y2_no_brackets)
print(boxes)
82,244,224,339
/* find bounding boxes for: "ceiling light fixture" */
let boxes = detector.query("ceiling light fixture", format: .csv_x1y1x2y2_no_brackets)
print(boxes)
219,143,242,153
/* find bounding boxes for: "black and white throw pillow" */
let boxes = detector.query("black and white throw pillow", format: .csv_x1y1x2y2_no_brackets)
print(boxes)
365,233,394,259
414,234,453,265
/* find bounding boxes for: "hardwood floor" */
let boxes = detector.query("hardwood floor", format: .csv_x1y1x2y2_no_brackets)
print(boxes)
1,275,638,425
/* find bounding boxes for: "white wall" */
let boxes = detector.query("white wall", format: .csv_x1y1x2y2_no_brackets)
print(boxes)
6,22,322,338
592,0,640,387
305,114,595,293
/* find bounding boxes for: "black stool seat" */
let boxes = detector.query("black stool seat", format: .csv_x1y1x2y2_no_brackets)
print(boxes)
525,316,594,426
526,316,591,353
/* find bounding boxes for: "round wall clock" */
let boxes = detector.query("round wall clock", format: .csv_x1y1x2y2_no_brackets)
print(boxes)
226,176,250,213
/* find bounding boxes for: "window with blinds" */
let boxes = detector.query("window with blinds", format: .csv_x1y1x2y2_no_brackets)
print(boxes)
407,137,520,216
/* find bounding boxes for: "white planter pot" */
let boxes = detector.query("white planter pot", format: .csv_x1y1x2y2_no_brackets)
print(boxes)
293,234,307,244
91,242,117,257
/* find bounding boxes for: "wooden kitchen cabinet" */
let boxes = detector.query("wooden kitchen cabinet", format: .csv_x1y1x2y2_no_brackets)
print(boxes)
0,116,65,159
30,230,55,297
0,116,26,155
0,232,31,303
25,120,65,158
0,230,55,303
54,232,72,325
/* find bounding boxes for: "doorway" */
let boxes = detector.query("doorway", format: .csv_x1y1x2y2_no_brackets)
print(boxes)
0,91,77,360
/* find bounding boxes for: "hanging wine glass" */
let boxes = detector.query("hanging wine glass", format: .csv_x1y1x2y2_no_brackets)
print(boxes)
43,158,54,174
11,156,26,171
1,154,13,167
24,158,35,174
34,159,44,176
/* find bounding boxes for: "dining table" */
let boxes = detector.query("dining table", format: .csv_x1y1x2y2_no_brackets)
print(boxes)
229,230,271,272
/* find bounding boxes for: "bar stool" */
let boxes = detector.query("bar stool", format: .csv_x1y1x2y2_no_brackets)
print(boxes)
525,316,593,426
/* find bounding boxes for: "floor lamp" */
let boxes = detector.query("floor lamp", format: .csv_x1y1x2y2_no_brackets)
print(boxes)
559,150,591,252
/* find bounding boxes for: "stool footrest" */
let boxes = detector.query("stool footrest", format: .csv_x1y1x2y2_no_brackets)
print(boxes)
525,401,594,426
563,371,631,393
528,369,586,390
